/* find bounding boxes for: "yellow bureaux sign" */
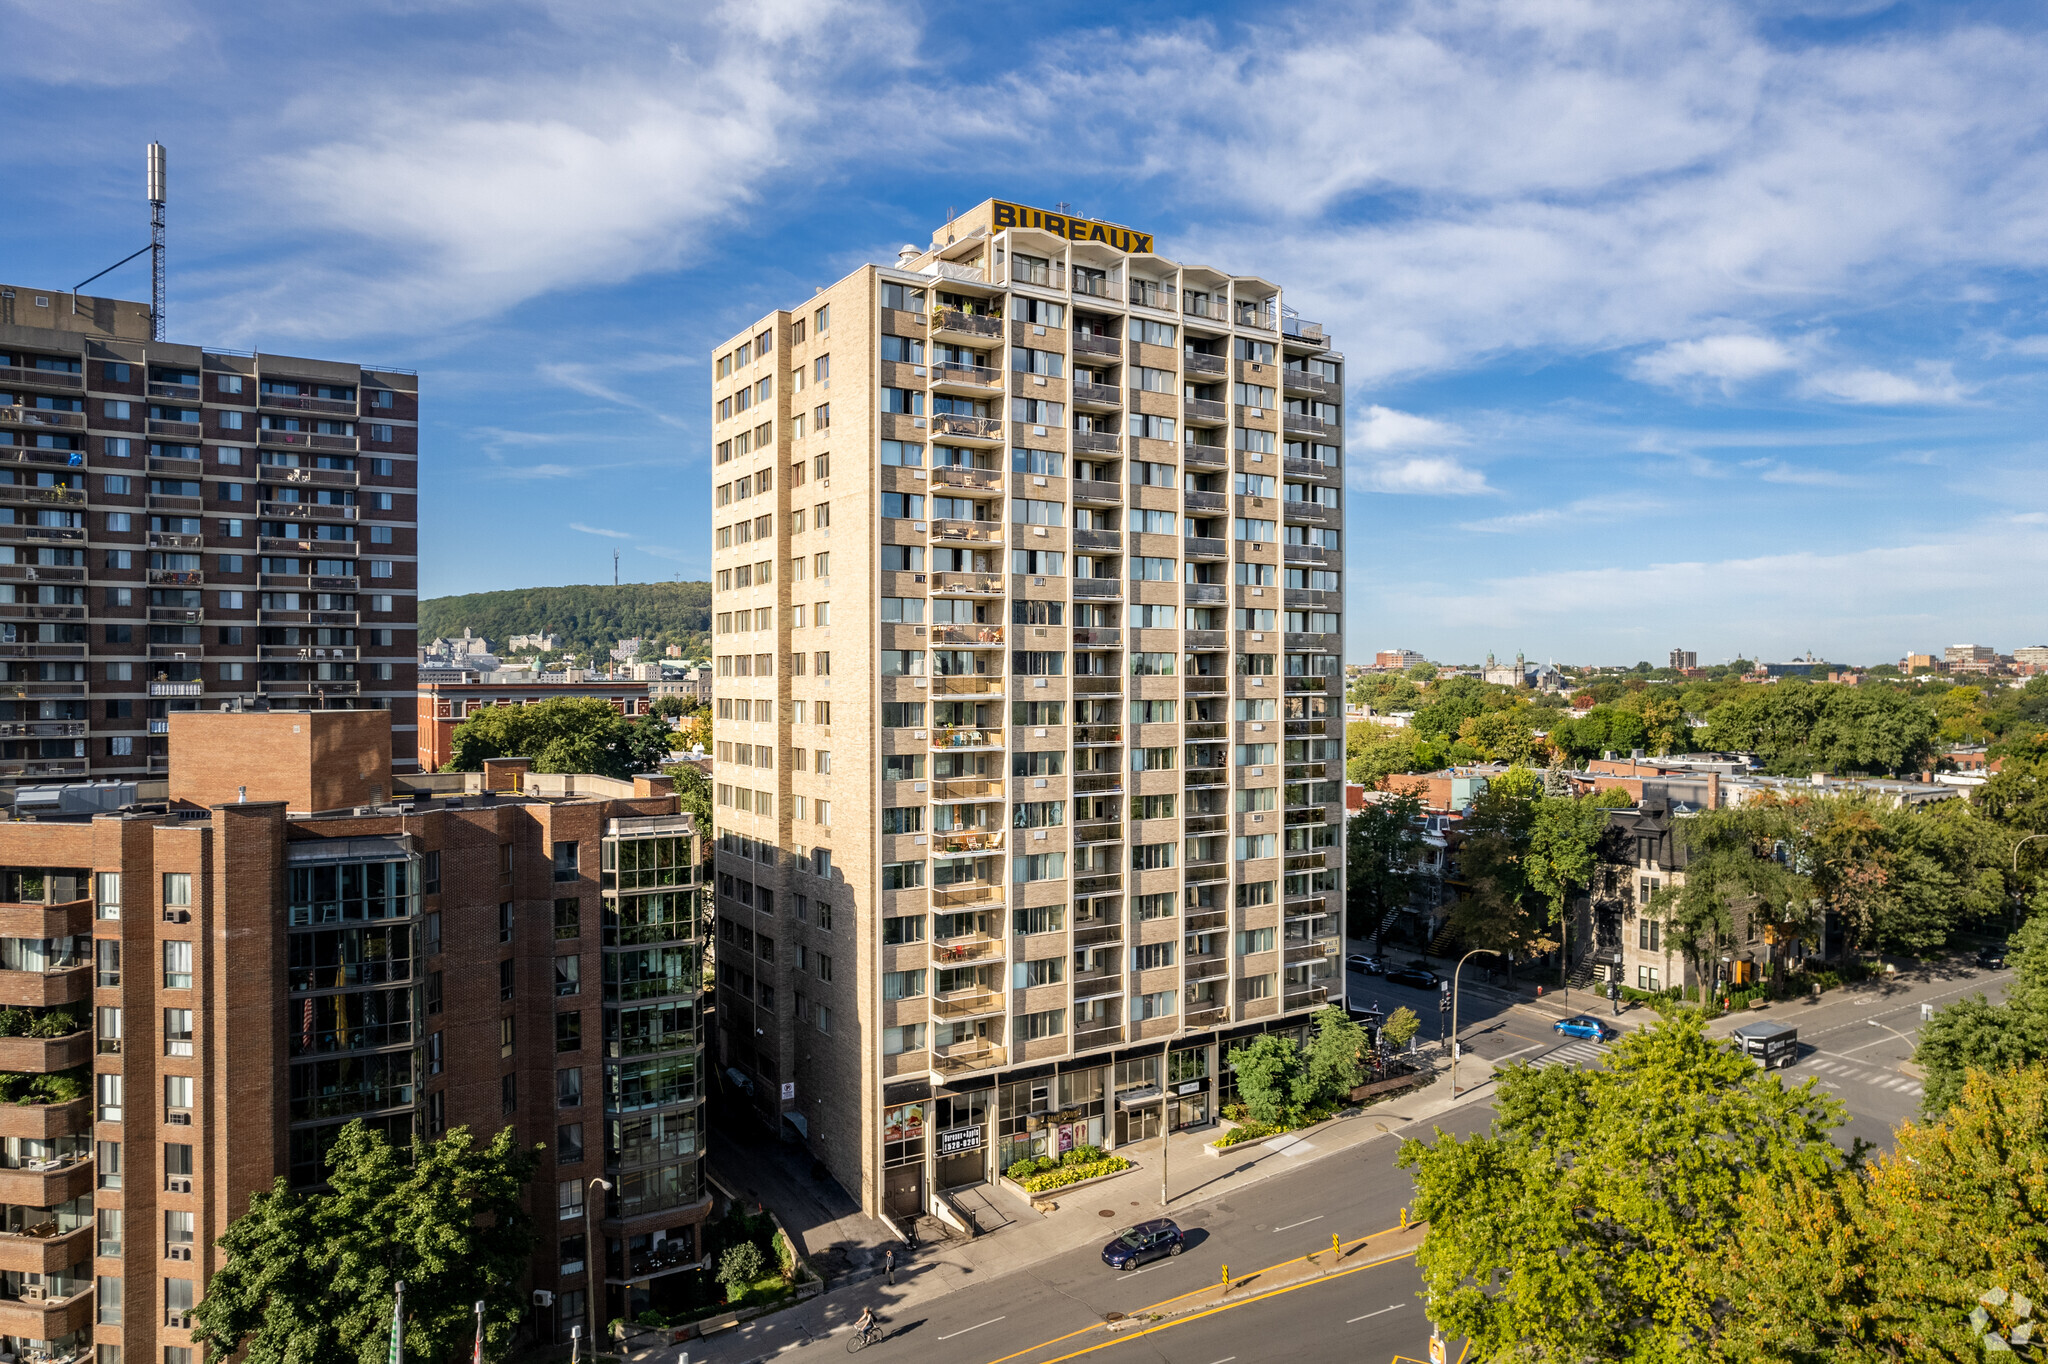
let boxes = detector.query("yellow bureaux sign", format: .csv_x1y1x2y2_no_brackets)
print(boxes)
992,201,1153,254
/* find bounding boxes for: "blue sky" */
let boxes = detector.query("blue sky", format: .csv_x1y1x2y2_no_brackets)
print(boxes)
6,0,2048,666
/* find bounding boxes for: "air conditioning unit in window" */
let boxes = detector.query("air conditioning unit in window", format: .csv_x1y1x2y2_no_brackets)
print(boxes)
167,1178,191,1192
19,1284,45,1301
168,1244,192,1261
168,1112,191,1127
161,909,189,923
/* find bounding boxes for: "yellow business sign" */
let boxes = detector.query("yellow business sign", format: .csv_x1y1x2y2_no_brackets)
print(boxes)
992,201,1153,254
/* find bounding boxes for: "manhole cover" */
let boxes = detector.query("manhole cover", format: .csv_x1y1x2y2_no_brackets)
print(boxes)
1099,1209,1116,1217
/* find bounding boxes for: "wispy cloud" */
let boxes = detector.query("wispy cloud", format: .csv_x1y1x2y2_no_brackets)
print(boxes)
1461,494,1665,534
1358,457,1494,496
1802,365,1968,406
1633,333,1798,390
570,522,632,539
539,362,688,429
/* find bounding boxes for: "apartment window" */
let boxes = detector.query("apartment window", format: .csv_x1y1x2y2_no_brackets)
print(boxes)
553,841,579,882
162,872,191,907
557,1067,583,1109
498,901,514,942
1018,1009,1065,1041
501,1073,518,1115
164,1076,193,1117
96,1073,123,1123
883,970,926,1001
98,1208,122,1257
556,954,581,996
106,512,131,534
558,1177,585,1221
163,1009,193,1057
98,1141,121,1190
98,1275,121,1325
553,897,580,940
500,958,515,1002
95,872,121,920
1237,927,1277,954
163,941,192,989
96,941,120,987
427,1030,443,1075
428,970,443,1014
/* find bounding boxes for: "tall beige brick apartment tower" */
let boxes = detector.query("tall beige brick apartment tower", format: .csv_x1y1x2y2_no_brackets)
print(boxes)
710,200,1344,1222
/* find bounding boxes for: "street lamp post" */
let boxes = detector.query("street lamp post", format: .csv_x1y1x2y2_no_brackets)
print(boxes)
1449,948,1502,1096
585,1176,613,1358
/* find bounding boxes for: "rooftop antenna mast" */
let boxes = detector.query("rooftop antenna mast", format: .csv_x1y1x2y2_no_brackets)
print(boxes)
72,142,168,331
613,548,620,587
148,142,166,341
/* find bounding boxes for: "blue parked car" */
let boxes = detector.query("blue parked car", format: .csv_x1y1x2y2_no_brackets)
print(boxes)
1555,1015,1618,1042
1102,1218,1184,1270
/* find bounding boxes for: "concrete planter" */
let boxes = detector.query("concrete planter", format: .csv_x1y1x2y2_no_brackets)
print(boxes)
999,1162,1135,1206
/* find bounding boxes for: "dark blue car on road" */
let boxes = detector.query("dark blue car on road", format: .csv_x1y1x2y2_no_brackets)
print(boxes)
1102,1218,1183,1270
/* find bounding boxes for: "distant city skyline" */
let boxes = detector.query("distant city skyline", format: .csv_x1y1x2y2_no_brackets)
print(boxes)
6,2,2047,662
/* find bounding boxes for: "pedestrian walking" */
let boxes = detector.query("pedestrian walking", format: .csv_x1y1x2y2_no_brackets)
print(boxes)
885,1247,896,1285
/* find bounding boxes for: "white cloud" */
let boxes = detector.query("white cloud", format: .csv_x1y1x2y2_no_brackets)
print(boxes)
1461,494,1665,534
570,522,632,539
1358,457,1493,496
1351,404,1460,451
1802,365,1968,405
1633,333,1798,389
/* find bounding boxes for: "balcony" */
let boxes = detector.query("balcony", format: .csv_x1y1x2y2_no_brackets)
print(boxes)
1283,544,1336,566
1282,369,1328,396
0,898,91,942
930,728,1002,754
1183,536,1227,559
1285,719,1338,739
931,989,1005,1020
1285,632,1339,654
1074,872,1123,896
1182,583,1226,605
0,366,82,394
930,464,1002,491
1184,1005,1227,1029
1072,677,1123,697
1073,333,1121,359
930,518,1002,544
1185,957,1230,983
1283,587,1341,610
0,408,86,434
1283,413,1330,437
1074,920,1122,948
1073,727,1123,749
0,722,85,744
1072,528,1120,552
0,1275,93,1343
259,391,357,415
1183,768,1227,790
1182,397,1227,424
932,571,1005,594
1284,676,1328,694
258,500,358,522
1184,351,1227,376
1284,455,1339,481
932,361,1003,392
1072,628,1120,648
1129,281,1177,311
930,309,1004,341
258,429,357,453
1282,316,1329,345
1284,985,1332,1011
1071,380,1122,409
1074,1024,1124,1052
1237,305,1277,331
1181,443,1228,468
0,486,84,509
147,680,203,698
0,1094,88,1143
1283,503,1334,528
932,624,1004,647
1182,629,1226,651
931,930,1005,963
1071,578,1121,599
146,418,202,439
930,673,1003,699
0,966,89,1010
1183,295,1228,323
267,464,359,489
931,1040,1006,1076
147,532,204,551
1072,429,1120,455
1186,909,1229,933
1073,969,1123,1001
1072,479,1122,506
147,569,204,586
0,1216,92,1276
257,679,361,697
0,1156,92,1208
0,526,83,549
1285,941,1332,965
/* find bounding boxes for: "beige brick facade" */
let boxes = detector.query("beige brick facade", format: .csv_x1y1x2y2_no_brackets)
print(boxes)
710,201,1345,1221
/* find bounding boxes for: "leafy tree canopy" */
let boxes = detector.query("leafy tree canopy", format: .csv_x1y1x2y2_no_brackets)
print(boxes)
444,697,672,779
1915,909,2048,1115
1399,1013,1851,1363
192,1122,541,1364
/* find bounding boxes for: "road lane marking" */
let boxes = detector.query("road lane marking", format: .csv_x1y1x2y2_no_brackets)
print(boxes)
939,1317,1006,1341
1206,1357,1237,1363
1348,1304,1404,1323
1272,1216,1324,1232
1019,1251,1419,1364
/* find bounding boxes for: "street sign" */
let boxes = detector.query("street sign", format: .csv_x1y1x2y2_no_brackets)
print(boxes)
1429,1333,1448,1364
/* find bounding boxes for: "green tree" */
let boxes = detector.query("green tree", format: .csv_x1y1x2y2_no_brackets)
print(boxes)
1456,709,1539,763
419,580,712,662
1448,774,1554,967
1716,1061,2048,1362
1914,910,2048,1115
667,762,714,839
1226,1033,1306,1127
444,697,642,779
1399,1013,1850,1363
1650,804,1808,980
1381,1005,1421,1049
1347,789,1426,947
1526,793,1614,982
717,1241,766,1302
191,1122,540,1364
1301,1006,1368,1105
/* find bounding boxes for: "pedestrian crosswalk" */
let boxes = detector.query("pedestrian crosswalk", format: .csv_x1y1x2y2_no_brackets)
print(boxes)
1790,1056,1924,1098
1528,1038,1609,1071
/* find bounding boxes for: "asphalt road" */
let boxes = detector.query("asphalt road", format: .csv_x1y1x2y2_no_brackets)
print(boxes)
712,1102,1494,1364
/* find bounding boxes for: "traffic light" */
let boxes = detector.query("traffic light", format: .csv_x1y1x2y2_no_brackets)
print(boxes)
1438,990,1451,1013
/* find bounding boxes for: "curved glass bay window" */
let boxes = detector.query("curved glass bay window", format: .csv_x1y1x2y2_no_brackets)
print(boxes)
283,840,419,1186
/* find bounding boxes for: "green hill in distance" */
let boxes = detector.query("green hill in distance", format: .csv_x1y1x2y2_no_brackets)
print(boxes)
419,581,712,662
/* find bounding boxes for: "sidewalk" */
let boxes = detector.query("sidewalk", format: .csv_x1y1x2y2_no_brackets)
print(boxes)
646,1063,1494,1364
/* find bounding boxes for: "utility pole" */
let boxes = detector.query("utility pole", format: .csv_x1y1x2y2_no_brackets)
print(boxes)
613,548,620,587
1160,1036,1172,1208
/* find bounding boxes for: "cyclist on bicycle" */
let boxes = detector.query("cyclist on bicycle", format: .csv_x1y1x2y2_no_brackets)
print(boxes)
856,1304,879,1338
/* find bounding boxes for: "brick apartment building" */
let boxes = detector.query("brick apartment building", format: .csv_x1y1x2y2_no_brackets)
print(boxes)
0,283,420,799
708,199,1346,1222
0,710,704,1362
416,676,655,771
